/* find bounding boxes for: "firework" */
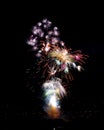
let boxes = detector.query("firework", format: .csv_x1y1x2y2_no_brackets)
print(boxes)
27,18,88,118
42,78,65,119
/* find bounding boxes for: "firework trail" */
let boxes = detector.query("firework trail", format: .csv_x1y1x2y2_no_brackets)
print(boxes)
27,18,88,119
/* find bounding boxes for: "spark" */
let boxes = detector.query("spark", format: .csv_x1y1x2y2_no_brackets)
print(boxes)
27,18,88,118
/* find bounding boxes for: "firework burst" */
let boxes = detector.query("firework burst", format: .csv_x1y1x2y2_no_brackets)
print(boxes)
27,18,88,118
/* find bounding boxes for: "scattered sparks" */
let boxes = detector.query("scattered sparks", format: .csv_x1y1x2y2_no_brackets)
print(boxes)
27,18,88,118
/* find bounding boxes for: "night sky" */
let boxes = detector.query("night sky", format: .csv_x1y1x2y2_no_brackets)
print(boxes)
1,2,104,129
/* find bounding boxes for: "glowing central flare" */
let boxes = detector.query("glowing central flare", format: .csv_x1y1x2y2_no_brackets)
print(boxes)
49,95,57,107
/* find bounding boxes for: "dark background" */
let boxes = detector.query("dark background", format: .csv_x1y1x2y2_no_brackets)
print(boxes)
0,2,104,129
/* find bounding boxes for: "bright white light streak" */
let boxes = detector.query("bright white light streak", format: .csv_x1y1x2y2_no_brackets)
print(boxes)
49,95,57,107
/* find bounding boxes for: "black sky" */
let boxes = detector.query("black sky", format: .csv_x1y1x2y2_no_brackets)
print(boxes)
1,2,104,129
